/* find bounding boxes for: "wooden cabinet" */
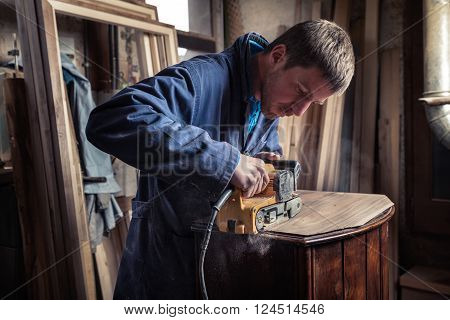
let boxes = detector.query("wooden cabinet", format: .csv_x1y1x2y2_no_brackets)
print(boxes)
192,191,394,299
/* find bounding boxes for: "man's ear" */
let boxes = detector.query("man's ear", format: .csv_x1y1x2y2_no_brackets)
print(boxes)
269,44,287,66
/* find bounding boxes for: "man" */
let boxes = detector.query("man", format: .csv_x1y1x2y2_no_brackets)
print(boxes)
86,19,354,299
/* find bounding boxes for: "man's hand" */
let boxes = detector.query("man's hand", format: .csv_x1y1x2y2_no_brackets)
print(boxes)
254,152,281,161
230,154,269,198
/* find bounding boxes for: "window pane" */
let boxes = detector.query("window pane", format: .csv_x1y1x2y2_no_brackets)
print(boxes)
145,0,190,32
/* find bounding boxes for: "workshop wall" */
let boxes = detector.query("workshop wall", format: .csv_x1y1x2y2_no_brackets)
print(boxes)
239,0,297,42
224,0,297,44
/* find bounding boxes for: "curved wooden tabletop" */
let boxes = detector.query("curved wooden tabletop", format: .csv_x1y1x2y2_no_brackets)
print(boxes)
262,206,394,246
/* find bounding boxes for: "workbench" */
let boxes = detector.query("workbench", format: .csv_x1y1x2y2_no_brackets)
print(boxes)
192,190,395,299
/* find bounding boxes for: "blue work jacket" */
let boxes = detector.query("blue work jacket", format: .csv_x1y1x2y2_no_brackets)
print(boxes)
86,33,282,299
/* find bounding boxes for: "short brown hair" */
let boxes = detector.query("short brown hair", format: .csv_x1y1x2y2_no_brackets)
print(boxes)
265,19,355,95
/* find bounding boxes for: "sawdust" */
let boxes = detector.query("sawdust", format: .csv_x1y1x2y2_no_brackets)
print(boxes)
246,235,273,256
216,234,273,263
207,234,274,287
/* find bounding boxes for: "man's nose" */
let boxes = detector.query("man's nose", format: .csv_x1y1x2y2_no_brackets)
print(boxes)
293,101,312,117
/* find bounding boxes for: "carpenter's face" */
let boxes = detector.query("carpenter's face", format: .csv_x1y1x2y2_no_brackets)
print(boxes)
260,61,334,120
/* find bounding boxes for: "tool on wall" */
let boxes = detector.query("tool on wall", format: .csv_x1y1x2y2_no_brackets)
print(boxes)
199,160,303,299
7,33,20,77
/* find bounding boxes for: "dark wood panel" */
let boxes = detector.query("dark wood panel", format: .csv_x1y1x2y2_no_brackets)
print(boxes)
85,20,111,91
4,77,55,299
380,223,389,299
199,232,298,299
343,234,366,299
366,228,380,299
177,30,216,52
312,242,343,299
305,247,313,299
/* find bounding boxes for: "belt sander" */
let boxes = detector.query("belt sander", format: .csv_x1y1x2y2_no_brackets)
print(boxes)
216,160,302,234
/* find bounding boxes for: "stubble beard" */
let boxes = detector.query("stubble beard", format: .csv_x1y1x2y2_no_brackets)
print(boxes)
260,70,281,120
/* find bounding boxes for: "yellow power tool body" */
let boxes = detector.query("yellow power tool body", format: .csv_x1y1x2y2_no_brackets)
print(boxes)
217,160,302,234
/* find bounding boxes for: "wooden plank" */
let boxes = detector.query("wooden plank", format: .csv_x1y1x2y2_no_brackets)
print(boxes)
366,228,380,299
94,242,116,300
211,0,225,52
15,0,68,299
136,31,155,79
299,0,312,21
349,63,363,191
50,0,157,21
343,234,366,299
311,0,321,19
315,95,345,190
65,86,97,299
349,14,365,192
115,196,132,228
85,20,111,91
321,0,334,20
312,242,343,299
380,222,389,299
157,35,170,69
305,247,314,299
358,0,379,193
4,78,49,299
149,34,162,73
377,47,401,300
38,0,95,299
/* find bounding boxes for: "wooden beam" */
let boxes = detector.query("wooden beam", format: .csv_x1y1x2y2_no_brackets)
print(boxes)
349,15,365,192
49,0,158,21
358,0,380,193
49,0,178,66
311,0,322,19
211,0,225,52
16,0,67,298
377,47,401,300
177,30,216,53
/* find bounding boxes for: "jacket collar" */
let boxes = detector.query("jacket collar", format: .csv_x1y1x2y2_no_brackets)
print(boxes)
232,32,269,104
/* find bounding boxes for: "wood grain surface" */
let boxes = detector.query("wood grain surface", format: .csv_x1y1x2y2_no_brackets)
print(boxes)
266,190,393,236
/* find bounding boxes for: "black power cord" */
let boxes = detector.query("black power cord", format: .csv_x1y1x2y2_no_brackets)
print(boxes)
199,188,233,300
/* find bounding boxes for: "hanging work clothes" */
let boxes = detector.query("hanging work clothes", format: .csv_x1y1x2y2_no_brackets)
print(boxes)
61,54,123,249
